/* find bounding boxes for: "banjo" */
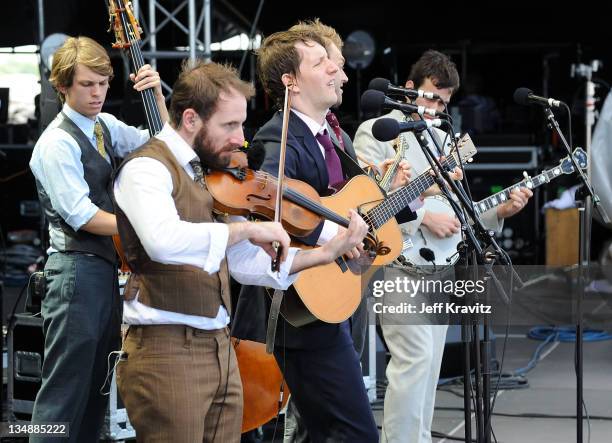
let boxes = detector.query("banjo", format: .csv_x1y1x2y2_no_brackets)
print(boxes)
399,148,588,273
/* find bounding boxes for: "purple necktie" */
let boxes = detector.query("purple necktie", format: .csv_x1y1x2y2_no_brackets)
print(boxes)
315,129,344,189
325,111,345,151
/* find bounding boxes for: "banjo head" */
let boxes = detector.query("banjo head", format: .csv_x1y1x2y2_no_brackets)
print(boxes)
398,195,461,273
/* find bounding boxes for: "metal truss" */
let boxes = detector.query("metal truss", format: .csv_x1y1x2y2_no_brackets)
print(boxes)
132,0,212,94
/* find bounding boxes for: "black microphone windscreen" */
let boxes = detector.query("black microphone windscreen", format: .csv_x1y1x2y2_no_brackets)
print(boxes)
372,118,400,142
513,87,533,106
246,140,266,170
368,77,391,93
419,247,436,262
360,89,386,114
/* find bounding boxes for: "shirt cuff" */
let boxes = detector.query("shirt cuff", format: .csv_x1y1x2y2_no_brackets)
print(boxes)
402,207,427,236
408,197,424,212
202,223,230,274
316,220,339,245
69,204,100,231
265,247,300,290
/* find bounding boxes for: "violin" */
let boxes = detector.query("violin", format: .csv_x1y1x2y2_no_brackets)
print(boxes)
204,150,373,242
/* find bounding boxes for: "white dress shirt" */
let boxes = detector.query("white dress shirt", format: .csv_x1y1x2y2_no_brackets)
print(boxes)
114,122,299,329
29,104,149,252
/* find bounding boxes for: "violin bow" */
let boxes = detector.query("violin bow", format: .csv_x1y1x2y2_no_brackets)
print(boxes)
271,84,292,272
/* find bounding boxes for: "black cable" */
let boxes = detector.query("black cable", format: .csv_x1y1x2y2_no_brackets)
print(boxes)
238,0,265,77
436,406,612,421
563,103,573,156
0,224,7,279
485,251,514,383
441,101,475,205
8,276,31,321
431,430,476,442
583,398,591,443
491,426,498,443
269,321,286,443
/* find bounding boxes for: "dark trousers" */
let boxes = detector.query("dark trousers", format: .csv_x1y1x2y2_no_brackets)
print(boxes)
283,299,370,443
30,252,121,443
274,334,378,443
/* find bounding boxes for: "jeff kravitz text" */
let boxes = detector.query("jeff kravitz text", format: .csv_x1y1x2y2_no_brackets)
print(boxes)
370,276,492,316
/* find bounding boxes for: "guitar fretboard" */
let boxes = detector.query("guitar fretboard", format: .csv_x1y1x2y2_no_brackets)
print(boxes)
474,165,566,214
365,155,461,229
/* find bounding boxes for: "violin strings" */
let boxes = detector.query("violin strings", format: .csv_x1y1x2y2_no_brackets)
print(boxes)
248,169,387,229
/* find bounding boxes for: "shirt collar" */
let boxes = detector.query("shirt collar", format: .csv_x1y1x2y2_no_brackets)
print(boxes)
62,103,98,140
390,109,408,121
291,108,328,137
154,122,198,172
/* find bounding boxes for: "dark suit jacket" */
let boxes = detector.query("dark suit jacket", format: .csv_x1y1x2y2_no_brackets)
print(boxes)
231,110,414,349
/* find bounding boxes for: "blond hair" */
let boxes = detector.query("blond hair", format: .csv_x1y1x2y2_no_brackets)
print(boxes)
49,36,113,103
289,18,343,50
169,60,255,127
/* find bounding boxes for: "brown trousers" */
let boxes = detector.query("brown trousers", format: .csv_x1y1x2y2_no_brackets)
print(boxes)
117,325,242,442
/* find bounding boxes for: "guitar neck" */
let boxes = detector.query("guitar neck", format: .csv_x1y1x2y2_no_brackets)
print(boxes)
127,43,164,136
474,165,564,214
368,155,460,228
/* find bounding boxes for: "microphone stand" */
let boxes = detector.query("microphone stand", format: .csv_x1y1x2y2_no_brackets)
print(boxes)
415,123,517,443
412,128,479,443
542,105,610,443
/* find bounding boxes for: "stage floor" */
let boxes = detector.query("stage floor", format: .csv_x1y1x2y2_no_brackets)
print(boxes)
419,328,612,443
4,283,612,442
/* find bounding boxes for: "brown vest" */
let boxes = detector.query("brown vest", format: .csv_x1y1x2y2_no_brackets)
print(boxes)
115,138,232,317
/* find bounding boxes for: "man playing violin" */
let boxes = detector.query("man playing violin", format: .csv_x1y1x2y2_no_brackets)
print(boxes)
113,60,370,443
28,36,167,443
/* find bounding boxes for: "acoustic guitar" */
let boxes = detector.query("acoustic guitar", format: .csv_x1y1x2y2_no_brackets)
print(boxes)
281,134,478,326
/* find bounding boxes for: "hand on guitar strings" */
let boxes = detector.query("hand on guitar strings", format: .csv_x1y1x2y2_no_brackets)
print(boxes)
322,209,369,261
422,162,463,197
421,210,461,239
379,159,412,191
496,188,533,219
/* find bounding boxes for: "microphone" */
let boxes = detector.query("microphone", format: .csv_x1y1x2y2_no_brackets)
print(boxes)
372,117,444,142
513,87,564,108
369,77,441,100
361,90,442,118
244,140,266,170
419,248,436,263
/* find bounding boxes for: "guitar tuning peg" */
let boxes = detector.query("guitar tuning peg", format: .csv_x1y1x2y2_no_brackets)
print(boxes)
522,171,530,179
467,158,474,163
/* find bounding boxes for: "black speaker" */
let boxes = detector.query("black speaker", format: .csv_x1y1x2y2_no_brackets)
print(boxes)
5,313,136,439
465,146,542,264
7,314,44,419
